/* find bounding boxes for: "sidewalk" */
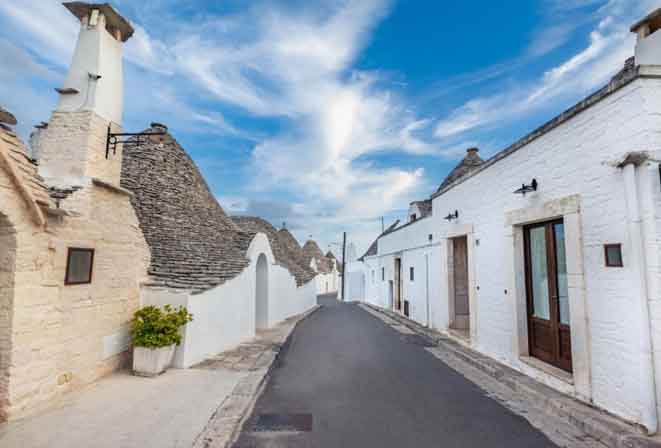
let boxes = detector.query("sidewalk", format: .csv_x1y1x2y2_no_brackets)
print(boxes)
0,306,319,448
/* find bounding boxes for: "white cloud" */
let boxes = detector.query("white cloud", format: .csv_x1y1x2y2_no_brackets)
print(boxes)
434,7,639,140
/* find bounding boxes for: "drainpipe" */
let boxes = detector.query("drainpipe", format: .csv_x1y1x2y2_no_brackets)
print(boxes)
621,158,658,435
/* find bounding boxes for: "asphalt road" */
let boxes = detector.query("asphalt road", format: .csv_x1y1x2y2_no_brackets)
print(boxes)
233,296,556,447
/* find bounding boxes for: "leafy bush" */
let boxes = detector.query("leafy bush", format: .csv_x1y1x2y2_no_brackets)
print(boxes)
131,305,193,348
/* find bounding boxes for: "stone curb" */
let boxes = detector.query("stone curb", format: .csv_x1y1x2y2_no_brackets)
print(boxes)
192,305,322,448
359,303,661,448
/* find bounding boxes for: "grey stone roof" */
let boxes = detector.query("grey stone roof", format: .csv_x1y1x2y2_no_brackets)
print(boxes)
358,220,400,261
411,199,432,218
0,106,17,125
0,124,54,210
231,216,315,286
435,148,484,194
120,125,252,294
302,240,331,273
326,250,342,273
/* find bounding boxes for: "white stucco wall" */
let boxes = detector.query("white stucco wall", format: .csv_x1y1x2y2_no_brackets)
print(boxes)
357,76,661,429
58,14,124,125
142,233,317,368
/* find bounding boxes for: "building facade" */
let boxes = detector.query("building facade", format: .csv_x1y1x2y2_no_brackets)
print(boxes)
0,2,318,421
348,11,661,434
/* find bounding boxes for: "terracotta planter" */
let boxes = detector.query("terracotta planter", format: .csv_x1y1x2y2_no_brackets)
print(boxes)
133,345,175,377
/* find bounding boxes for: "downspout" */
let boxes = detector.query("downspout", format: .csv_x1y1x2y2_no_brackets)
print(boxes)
425,253,431,327
621,159,658,435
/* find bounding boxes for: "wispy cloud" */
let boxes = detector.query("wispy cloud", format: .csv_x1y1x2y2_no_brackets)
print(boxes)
434,4,641,140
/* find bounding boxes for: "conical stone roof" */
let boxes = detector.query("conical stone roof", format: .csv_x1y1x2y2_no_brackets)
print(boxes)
120,124,252,293
303,240,331,273
232,216,315,286
436,148,484,194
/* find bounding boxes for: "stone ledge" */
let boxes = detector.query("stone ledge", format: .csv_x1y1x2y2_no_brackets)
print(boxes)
360,303,659,448
91,178,133,197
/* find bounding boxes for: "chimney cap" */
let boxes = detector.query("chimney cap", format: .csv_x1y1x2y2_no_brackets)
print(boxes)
630,8,661,33
63,2,134,42
150,122,168,131
0,106,17,126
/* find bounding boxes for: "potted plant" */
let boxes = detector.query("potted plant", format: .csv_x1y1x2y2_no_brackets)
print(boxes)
131,305,193,377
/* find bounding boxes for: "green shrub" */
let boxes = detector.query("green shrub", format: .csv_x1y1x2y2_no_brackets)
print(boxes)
131,305,193,348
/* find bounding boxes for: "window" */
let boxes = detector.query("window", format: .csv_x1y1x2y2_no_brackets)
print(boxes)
410,267,414,282
65,248,95,285
604,244,623,267
382,267,385,281
410,214,417,222
371,270,375,283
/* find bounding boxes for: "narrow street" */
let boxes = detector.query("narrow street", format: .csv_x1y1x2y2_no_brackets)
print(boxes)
234,296,556,447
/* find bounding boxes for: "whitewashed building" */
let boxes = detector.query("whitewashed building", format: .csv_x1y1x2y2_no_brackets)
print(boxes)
302,240,341,296
349,10,661,435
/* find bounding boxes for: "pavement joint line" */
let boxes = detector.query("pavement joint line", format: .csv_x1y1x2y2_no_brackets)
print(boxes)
191,304,322,448
357,303,661,448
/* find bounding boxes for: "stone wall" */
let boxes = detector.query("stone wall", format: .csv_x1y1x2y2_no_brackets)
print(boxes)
0,212,16,422
0,160,150,419
36,111,122,187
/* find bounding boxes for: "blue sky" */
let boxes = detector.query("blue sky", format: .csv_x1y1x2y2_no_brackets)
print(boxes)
0,0,656,255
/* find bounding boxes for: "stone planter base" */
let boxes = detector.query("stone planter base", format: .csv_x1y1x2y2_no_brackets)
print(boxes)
133,345,175,377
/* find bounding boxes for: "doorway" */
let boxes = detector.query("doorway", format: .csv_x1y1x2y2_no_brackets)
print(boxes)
524,220,572,372
450,236,470,332
394,257,402,311
255,254,269,330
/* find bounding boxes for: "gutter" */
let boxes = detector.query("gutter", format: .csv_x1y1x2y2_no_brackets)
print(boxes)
620,155,658,435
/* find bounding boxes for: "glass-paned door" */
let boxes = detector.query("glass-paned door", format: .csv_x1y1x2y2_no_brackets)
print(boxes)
524,220,572,372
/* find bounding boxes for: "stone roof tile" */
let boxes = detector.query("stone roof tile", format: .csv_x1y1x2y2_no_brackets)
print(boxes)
120,126,251,293
231,216,315,286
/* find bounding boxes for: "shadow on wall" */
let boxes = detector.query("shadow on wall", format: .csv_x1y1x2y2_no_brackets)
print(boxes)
0,213,16,422
256,253,269,330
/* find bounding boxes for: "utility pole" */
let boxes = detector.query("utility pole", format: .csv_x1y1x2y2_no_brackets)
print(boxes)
341,231,346,302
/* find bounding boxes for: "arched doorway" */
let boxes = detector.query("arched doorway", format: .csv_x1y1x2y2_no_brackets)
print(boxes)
255,254,269,330
0,213,16,422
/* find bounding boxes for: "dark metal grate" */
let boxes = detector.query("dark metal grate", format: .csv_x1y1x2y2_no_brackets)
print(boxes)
251,413,313,432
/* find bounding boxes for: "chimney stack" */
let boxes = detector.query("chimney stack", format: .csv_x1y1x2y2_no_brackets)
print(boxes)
36,2,134,187
631,9,661,67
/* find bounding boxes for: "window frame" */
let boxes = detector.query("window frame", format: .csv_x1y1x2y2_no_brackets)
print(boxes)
64,247,95,285
604,244,623,267
410,266,414,282
382,267,385,281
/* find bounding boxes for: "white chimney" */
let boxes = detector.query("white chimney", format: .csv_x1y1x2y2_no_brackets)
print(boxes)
37,2,134,187
631,9,661,67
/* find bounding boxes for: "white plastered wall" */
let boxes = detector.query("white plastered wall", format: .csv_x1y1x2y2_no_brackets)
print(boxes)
142,233,316,368
355,77,661,428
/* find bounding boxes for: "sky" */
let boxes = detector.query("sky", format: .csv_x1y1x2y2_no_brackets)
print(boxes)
0,0,657,257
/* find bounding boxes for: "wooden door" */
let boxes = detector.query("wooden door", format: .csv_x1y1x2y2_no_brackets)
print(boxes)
452,237,470,330
524,220,572,372
394,258,402,310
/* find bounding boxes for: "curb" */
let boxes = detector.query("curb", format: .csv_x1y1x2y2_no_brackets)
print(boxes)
192,305,322,448
359,303,661,448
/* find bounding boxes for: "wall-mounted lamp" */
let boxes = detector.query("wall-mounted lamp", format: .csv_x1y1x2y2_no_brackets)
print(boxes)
444,210,459,221
514,178,538,196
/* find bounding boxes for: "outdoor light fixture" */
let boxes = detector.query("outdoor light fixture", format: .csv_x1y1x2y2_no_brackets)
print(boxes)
444,210,459,222
105,125,166,159
514,178,538,196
